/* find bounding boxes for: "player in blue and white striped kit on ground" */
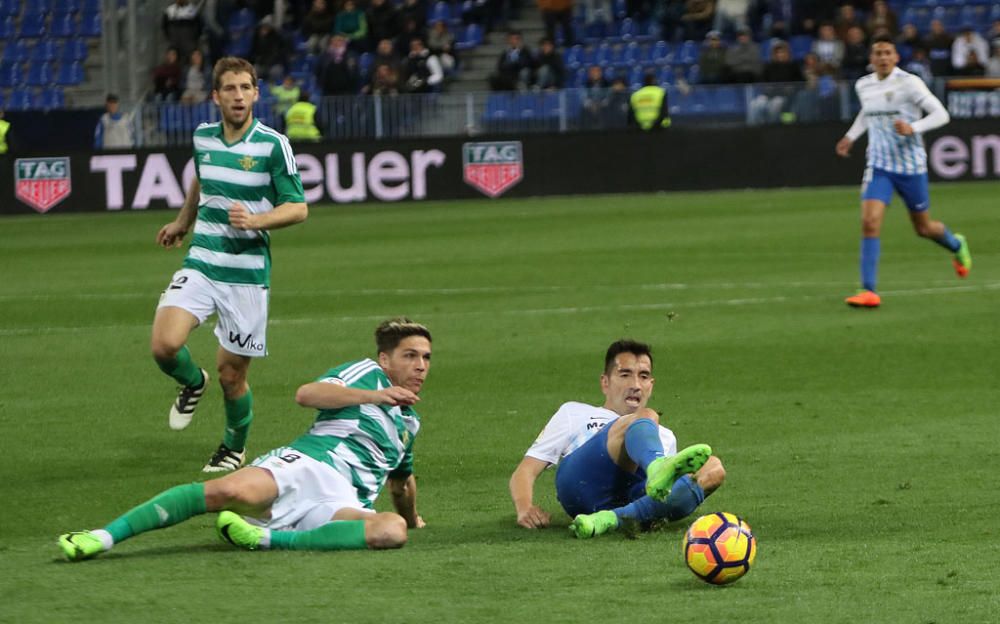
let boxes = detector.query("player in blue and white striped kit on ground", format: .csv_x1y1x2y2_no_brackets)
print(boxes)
835,35,972,309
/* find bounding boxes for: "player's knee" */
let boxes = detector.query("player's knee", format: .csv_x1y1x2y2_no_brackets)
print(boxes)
366,514,408,549
204,479,243,509
216,364,246,394
697,456,726,494
861,217,880,236
913,222,934,238
150,338,182,363
635,408,660,424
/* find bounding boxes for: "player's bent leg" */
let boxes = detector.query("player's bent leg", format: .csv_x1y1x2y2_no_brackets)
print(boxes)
604,408,661,472
203,466,278,514
359,512,409,549
907,207,969,277
204,348,253,472
645,443,712,502
153,307,208,430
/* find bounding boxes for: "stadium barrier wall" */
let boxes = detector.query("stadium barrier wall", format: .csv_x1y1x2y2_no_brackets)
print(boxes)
2,120,998,216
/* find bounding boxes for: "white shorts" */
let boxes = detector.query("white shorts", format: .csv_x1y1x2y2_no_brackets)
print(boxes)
250,447,372,531
157,268,269,358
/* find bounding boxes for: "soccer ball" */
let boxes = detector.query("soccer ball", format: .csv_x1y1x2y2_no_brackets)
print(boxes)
683,512,756,585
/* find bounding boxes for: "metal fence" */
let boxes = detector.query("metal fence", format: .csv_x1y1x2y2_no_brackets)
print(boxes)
130,78,979,148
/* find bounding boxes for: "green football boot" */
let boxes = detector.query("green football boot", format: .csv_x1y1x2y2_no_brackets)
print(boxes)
569,510,619,539
953,233,971,278
216,511,264,550
645,443,713,502
58,531,104,562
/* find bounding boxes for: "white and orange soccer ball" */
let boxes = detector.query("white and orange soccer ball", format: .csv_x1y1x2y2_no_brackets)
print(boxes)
683,512,757,585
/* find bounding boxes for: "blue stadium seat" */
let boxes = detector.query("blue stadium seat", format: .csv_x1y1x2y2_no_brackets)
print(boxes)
0,0,18,16
55,61,84,85
564,44,584,68
0,62,22,87
26,62,54,86
60,38,88,62
7,89,36,110
677,40,698,65
39,86,65,109
572,67,587,87
593,42,613,66
650,40,673,64
0,15,13,37
3,39,31,63
53,0,83,12
225,30,253,57
50,13,79,37
618,17,638,41
484,93,513,121
19,13,48,38
613,0,626,19
80,11,102,36
227,8,255,30
31,41,59,62
23,0,51,15
789,35,812,60
81,0,100,12
454,22,483,51
358,52,372,78
621,42,642,65
160,101,217,133
429,1,450,23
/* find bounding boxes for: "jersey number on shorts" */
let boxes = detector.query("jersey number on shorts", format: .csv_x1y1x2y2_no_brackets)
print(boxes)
168,275,189,290
279,452,301,464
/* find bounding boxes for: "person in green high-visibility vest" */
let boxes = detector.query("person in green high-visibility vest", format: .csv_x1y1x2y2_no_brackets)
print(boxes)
284,91,322,141
0,109,10,154
629,72,671,131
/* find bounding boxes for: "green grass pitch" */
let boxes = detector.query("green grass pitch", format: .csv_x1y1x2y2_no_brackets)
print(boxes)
1,183,998,623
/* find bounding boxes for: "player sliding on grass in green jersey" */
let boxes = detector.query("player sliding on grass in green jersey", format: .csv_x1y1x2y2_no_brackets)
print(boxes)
59,318,431,560
509,339,725,539
152,56,307,472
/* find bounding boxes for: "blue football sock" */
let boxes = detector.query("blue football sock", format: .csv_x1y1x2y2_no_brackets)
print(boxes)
860,237,880,292
614,476,707,524
624,418,664,471
933,226,960,252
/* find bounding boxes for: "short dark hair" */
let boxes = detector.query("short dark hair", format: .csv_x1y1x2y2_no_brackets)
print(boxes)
375,317,432,354
212,56,258,91
105,93,119,102
871,33,895,47
604,339,653,375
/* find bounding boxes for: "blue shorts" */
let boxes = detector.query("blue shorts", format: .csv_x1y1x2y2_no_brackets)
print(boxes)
861,167,929,212
554,422,647,516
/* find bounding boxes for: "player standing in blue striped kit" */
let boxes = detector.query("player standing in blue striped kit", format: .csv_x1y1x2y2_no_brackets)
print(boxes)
835,35,972,309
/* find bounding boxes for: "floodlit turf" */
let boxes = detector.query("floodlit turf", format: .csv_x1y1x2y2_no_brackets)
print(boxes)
2,184,999,623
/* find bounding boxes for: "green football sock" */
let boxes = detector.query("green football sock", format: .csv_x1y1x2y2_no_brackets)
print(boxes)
268,521,367,551
156,345,204,388
104,483,206,543
223,389,253,451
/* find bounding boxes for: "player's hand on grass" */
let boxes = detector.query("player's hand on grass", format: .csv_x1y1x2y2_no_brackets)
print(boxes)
156,221,188,248
228,202,258,230
893,119,914,136
375,386,420,406
835,137,853,158
414,515,426,529
517,505,551,529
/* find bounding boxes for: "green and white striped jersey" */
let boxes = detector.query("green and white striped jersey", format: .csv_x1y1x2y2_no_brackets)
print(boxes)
289,359,420,509
183,119,305,286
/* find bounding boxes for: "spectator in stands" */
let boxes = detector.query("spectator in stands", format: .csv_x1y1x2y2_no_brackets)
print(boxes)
395,17,426,57
461,0,496,33
534,37,565,90
697,30,727,84
987,40,1000,79
427,21,458,74
681,0,715,43
840,25,869,80
812,23,844,75
896,23,921,52
712,0,749,39
583,0,613,30
749,40,802,125
988,20,1000,51
952,24,989,75
251,16,290,83
628,72,668,130
336,0,369,51
923,19,953,77
181,49,212,103
402,38,444,93
723,26,761,83
833,4,860,42
371,38,403,78
904,47,932,84
399,0,428,34
94,94,135,149
660,0,687,43
201,0,229,63
791,0,833,36
272,74,302,118
162,0,203,61
302,0,336,55
317,34,361,95
152,47,184,101
792,51,837,122
364,63,402,95
581,65,610,127
538,0,574,47
606,77,631,128
865,0,896,38
489,31,535,91
367,0,399,48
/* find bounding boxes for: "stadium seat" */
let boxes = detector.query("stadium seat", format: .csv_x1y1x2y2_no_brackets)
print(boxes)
26,62,54,87
227,8,255,31
484,93,513,121
0,0,17,16
621,42,642,65
454,23,483,51
650,40,672,64
19,13,48,38
60,38,88,62
52,0,83,12
31,41,59,62
593,42,613,66
39,86,65,109
81,0,101,12
0,15,13,38
225,30,253,57
612,0,626,19
79,11,102,36
55,61,84,85
429,1,450,23
789,35,812,60
0,62,21,87
618,18,638,41
7,89,36,110
3,39,31,63
23,0,51,15
50,14,79,37
564,44,584,68
677,40,698,65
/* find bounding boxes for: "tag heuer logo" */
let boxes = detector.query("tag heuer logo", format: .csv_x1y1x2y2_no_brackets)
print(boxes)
15,157,72,214
463,141,523,198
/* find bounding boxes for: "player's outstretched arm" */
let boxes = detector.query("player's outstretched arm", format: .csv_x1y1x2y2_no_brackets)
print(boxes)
295,382,419,409
836,111,868,158
509,456,552,529
156,179,201,247
228,201,308,231
388,474,424,528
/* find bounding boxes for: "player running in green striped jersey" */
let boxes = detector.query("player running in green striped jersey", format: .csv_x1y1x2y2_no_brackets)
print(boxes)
151,57,307,472
59,318,431,560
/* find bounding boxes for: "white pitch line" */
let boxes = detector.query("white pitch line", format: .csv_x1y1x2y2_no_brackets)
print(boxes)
3,281,997,337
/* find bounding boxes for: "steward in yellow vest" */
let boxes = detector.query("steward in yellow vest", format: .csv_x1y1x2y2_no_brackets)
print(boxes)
0,111,10,153
284,94,321,142
629,73,671,131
